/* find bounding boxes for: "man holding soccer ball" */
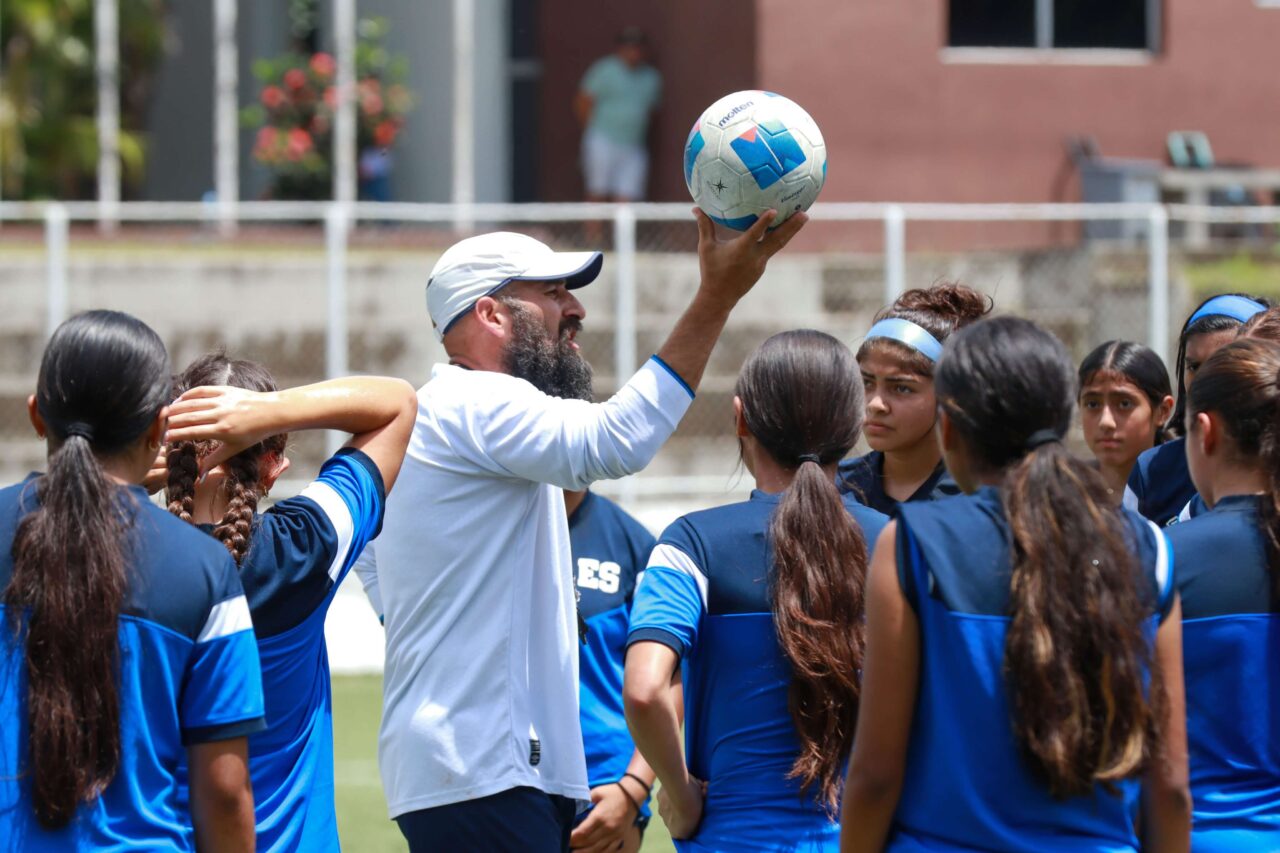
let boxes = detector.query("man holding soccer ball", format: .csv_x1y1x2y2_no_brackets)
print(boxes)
354,208,805,852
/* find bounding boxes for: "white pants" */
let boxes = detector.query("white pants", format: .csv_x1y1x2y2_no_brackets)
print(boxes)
581,129,648,200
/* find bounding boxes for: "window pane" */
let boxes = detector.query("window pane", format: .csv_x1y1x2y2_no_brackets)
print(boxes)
948,0,1036,47
1054,0,1150,49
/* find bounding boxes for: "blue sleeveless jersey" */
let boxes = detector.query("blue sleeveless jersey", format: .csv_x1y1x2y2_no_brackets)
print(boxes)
1166,495,1280,850
211,448,384,853
891,487,1173,852
0,476,265,851
629,490,888,852
837,451,959,517
568,491,656,815
1123,438,1197,527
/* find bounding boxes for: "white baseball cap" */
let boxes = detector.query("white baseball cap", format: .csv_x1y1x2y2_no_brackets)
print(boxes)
426,232,603,341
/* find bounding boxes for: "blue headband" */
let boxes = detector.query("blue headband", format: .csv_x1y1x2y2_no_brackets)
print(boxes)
865,318,944,362
1187,295,1266,327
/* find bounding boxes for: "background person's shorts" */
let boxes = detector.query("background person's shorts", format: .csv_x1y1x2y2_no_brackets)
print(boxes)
582,130,648,200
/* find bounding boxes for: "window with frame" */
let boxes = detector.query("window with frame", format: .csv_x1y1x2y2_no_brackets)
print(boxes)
948,0,1158,51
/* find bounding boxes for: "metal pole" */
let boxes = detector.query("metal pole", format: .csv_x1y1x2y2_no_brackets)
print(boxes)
325,203,350,455
884,204,906,303
213,0,238,235
95,0,120,231
333,0,357,206
613,204,638,508
1035,0,1053,49
452,0,475,231
1148,206,1170,364
45,205,69,340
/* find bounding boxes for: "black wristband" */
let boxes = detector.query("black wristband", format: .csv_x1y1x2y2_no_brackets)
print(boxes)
621,772,652,797
614,781,642,816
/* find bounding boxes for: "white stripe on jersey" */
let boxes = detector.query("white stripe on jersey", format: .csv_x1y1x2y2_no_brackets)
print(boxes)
645,544,709,609
299,480,356,583
197,595,252,643
1121,484,1140,513
1146,520,1172,599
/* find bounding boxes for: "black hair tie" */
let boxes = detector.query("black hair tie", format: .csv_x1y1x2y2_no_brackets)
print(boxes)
1024,429,1061,450
62,421,95,442
797,453,822,465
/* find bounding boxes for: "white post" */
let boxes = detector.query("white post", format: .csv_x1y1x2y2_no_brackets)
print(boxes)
452,0,475,231
1035,0,1053,49
333,0,357,206
95,0,120,230
213,0,238,235
884,204,906,303
45,204,69,340
1147,206,1170,364
613,204,638,508
325,204,350,455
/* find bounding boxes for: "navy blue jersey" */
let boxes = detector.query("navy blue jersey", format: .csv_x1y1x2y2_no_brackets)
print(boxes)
1166,495,1280,850
1124,438,1198,527
837,451,959,516
629,491,889,852
0,475,265,851
187,449,385,853
568,492,655,810
890,488,1172,852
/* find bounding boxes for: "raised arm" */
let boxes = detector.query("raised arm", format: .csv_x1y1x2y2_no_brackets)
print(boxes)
166,375,419,491
656,209,805,393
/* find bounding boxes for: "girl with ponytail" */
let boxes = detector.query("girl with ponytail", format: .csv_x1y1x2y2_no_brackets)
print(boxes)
842,316,1191,853
841,282,989,514
1166,337,1280,850
624,330,887,850
1125,292,1269,526
163,351,416,853
0,311,264,851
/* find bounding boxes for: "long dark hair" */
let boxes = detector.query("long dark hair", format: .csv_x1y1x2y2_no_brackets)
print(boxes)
166,352,286,565
735,329,868,813
1168,293,1271,436
936,316,1161,798
857,281,991,375
5,310,171,827
1078,340,1174,445
1188,338,1280,598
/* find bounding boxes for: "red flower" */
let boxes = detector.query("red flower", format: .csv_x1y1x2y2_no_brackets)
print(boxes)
254,127,280,163
261,85,285,110
361,91,384,117
310,52,336,79
284,68,307,91
373,120,397,147
286,128,314,161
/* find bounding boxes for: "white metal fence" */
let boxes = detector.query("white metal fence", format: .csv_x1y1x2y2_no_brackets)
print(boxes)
0,199,1276,516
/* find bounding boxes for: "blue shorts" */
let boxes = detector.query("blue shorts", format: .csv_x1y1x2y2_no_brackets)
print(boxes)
395,786,577,853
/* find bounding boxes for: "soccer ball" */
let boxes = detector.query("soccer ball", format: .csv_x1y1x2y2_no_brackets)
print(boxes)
683,91,827,231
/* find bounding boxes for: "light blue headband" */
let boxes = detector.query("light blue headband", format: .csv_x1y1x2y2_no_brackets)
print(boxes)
865,318,944,362
1187,294,1266,327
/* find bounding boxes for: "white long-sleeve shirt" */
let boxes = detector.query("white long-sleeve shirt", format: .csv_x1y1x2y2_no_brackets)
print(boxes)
355,356,693,817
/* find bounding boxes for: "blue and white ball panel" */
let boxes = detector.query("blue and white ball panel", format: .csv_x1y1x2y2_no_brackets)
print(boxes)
684,90,827,230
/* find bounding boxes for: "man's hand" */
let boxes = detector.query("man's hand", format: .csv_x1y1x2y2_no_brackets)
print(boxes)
657,774,706,840
694,207,808,311
570,784,641,852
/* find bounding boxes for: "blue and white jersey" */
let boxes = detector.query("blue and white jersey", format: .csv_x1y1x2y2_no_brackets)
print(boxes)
837,451,960,516
568,491,655,811
1166,495,1280,851
1123,438,1198,527
890,487,1173,852
215,448,384,853
0,475,264,852
628,490,888,852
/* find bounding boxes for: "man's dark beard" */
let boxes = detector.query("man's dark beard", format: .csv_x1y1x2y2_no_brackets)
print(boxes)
501,299,594,401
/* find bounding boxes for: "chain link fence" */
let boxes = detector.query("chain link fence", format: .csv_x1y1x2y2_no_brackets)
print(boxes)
2,201,1275,526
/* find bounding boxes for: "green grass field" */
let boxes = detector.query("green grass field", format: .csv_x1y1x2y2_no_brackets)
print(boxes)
333,675,675,852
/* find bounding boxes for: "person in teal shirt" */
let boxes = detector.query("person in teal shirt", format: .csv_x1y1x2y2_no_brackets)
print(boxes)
575,27,662,201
